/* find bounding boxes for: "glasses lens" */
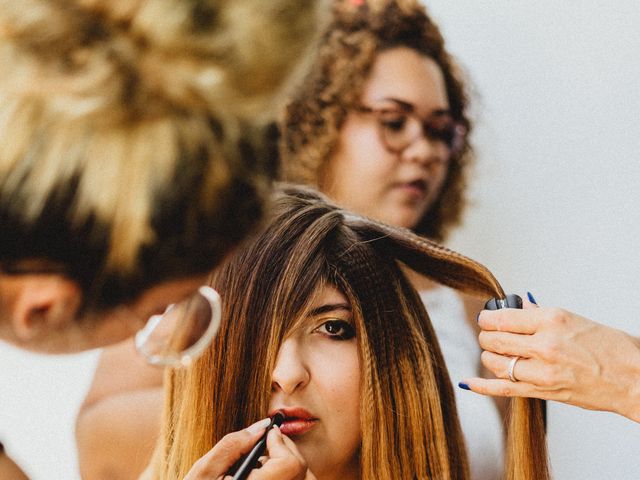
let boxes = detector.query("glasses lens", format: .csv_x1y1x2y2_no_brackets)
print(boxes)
135,286,221,367
424,116,466,154
376,109,421,152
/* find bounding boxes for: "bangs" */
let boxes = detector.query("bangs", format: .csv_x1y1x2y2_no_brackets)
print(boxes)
258,239,338,355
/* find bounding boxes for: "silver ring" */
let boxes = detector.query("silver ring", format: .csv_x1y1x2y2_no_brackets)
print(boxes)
507,356,520,382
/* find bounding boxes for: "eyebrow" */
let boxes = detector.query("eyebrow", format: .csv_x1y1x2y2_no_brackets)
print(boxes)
308,303,352,317
378,97,451,117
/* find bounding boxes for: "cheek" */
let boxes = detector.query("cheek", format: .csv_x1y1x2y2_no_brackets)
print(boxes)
427,166,450,200
315,344,361,437
328,122,394,187
338,351,361,460
329,353,360,416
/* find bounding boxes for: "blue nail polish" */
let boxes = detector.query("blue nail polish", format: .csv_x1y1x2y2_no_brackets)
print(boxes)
527,291,538,305
458,382,470,391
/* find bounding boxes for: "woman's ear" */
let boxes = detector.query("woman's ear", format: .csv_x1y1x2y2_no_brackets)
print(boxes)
2,273,82,343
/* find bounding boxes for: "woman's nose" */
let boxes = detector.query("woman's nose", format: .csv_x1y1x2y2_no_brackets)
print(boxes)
401,134,447,167
271,338,310,395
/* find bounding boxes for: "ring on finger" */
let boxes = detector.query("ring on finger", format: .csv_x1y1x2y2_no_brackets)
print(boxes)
507,356,520,382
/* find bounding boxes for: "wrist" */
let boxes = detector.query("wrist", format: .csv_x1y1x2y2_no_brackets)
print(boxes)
617,335,640,423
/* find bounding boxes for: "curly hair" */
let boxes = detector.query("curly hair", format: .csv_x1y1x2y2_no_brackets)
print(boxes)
281,0,473,241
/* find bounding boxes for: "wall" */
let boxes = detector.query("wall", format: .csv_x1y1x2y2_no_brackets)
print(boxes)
1,1,640,478
427,1,640,478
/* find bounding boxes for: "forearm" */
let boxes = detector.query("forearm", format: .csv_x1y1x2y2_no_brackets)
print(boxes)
76,388,163,480
613,334,640,423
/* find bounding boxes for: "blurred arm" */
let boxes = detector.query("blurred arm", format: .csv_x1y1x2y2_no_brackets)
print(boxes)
76,339,164,480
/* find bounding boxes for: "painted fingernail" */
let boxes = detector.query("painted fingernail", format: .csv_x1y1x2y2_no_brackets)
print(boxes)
527,291,538,305
458,382,471,391
246,418,271,434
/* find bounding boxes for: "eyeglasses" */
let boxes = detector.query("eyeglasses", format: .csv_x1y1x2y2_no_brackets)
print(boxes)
354,105,467,156
1,261,221,367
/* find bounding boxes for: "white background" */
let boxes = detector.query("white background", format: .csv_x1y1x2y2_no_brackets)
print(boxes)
1,1,640,478
433,1,640,479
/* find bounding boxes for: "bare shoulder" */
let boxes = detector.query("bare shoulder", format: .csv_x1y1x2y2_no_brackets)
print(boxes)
76,339,164,480
81,339,163,410
76,387,163,480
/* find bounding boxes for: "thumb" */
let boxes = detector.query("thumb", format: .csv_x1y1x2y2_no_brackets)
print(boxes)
184,418,270,479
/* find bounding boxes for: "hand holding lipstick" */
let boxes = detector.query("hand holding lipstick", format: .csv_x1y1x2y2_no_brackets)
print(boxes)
246,426,317,480
182,418,316,480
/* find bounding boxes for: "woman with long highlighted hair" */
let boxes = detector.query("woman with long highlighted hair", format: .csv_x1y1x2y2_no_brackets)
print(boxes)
147,185,549,480
280,0,504,476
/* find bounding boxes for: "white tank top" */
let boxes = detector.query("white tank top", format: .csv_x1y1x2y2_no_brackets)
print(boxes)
420,286,504,480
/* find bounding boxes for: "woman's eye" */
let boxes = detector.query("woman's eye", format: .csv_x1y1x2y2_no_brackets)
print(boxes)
316,320,355,340
379,113,407,132
425,117,456,145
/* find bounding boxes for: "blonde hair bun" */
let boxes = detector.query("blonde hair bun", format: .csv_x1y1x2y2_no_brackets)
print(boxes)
0,0,324,284
0,0,321,124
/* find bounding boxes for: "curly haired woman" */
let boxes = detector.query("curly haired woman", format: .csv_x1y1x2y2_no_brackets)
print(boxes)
280,1,504,478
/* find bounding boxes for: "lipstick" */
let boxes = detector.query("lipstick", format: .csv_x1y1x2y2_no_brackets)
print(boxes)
230,412,285,480
275,408,318,436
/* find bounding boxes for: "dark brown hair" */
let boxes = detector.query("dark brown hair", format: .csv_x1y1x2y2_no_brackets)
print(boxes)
150,184,549,480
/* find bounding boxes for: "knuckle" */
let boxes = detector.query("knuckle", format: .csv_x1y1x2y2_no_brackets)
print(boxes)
189,456,206,472
546,308,569,327
480,351,500,373
189,455,215,476
538,337,561,360
216,431,245,456
475,384,488,395
547,364,564,382
480,350,492,365
537,371,556,388
492,335,506,353
477,310,490,328
499,386,515,397
559,390,573,403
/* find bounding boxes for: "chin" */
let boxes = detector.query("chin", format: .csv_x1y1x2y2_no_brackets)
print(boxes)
376,201,424,228
386,212,422,231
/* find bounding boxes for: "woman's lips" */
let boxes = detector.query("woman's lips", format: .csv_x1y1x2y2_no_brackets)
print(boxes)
396,179,428,199
279,418,318,436
269,408,318,436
